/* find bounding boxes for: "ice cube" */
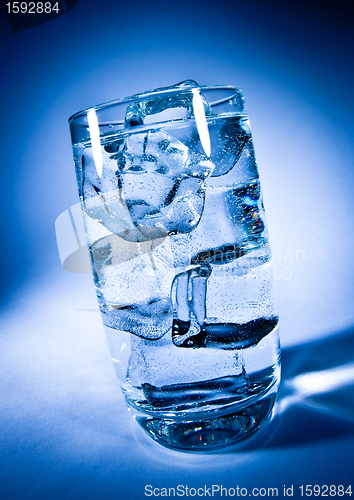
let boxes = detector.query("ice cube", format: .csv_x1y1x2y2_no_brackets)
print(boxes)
127,330,245,388
80,145,137,238
209,116,252,177
102,297,173,340
95,235,176,340
124,80,210,128
186,186,245,263
114,130,214,240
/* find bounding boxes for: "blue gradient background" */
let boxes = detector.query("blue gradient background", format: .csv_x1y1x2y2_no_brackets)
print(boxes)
1,0,354,498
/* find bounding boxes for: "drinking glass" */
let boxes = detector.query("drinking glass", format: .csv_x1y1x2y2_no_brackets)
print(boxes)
69,80,280,452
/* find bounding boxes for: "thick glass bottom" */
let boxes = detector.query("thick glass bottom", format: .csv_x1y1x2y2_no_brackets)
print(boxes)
131,390,276,452
105,324,280,452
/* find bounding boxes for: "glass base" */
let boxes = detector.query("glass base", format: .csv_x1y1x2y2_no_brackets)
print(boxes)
132,392,276,453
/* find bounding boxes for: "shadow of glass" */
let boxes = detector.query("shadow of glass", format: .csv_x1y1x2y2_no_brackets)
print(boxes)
264,326,354,449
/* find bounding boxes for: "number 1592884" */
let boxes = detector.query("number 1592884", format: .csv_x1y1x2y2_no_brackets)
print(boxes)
6,2,61,14
299,485,352,496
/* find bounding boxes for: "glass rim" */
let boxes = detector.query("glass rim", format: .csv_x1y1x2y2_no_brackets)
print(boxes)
68,84,243,124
